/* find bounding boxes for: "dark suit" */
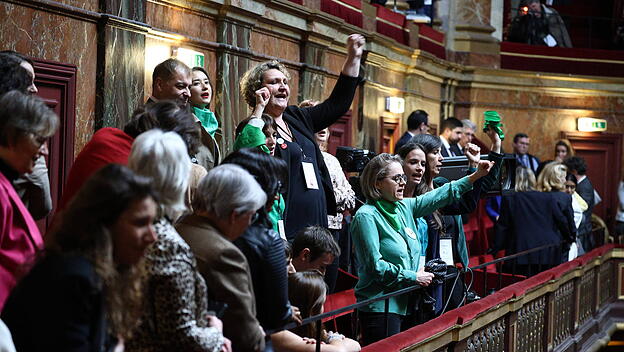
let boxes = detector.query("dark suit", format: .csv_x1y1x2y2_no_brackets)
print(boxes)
440,143,462,157
494,191,576,273
176,214,264,352
515,153,540,174
394,131,413,153
576,176,595,252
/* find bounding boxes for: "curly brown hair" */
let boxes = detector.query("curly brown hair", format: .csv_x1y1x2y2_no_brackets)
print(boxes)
239,60,291,108
47,164,158,339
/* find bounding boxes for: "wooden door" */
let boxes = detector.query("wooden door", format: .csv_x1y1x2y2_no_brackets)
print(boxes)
563,132,623,228
327,110,353,155
33,58,77,233
380,117,400,154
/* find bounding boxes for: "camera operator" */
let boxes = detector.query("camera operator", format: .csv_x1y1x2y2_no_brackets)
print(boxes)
507,0,572,48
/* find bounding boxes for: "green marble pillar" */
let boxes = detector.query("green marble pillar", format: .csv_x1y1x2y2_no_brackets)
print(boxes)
95,0,147,130
214,19,253,154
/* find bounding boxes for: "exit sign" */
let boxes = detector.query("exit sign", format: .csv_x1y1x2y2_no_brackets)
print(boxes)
175,47,205,69
577,117,607,132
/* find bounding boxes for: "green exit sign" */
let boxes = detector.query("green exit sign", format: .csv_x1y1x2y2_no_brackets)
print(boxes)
577,117,607,132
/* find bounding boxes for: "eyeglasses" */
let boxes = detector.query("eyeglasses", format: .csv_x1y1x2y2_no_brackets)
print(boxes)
29,133,47,149
385,174,408,185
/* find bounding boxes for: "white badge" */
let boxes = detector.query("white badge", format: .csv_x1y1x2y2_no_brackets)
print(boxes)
276,137,285,145
544,34,557,47
302,162,319,190
439,238,454,266
277,220,286,240
404,227,417,239
419,255,426,270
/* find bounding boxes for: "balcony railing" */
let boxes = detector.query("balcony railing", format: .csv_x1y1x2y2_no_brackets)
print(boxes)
268,244,624,352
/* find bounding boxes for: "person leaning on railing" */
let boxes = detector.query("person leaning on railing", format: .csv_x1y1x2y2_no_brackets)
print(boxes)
350,153,493,345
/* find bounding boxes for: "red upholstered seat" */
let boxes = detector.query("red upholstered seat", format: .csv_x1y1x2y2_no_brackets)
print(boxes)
322,289,356,323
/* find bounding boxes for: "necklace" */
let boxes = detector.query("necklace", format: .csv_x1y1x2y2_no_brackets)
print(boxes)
276,121,294,142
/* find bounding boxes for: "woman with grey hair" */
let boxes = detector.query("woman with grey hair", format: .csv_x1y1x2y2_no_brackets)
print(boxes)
239,34,365,241
125,130,230,352
176,164,268,352
0,90,58,310
351,153,492,345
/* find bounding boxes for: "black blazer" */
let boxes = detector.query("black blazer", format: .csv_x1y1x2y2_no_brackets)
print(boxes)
3,254,113,352
276,74,360,218
576,177,595,236
494,191,576,266
394,131,413,153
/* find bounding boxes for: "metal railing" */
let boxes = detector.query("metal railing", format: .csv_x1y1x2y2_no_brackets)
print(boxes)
267,242,564,351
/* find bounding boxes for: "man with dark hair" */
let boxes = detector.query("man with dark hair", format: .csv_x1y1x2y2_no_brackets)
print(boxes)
439,117,463,157
0,51,51,220
291,226,340,275
564,156,595,253
513,132,540,174
394,109,429,152
147,58,219,170
147,58,192,108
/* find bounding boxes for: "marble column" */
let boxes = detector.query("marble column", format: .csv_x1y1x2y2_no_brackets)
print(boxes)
95,0,147,129
437,0,500,68
214,18,254,154
298,37,329,102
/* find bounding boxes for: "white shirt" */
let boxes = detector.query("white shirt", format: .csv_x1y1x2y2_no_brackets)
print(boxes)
617,181,624,222
439,135,455,156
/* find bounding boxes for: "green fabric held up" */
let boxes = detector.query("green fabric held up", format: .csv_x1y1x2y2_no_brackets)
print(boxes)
233,123,270,154
483,110,505,141
193,106,219,138
372,199,402,232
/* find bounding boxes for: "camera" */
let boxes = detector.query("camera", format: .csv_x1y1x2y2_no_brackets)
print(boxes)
335,146,376,173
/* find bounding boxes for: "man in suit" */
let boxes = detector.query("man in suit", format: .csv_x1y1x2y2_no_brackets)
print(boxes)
564,156,595,253
439,117,464,157
394,109,429,152
147,59,219,170
513,133,540,174
458,119,477,155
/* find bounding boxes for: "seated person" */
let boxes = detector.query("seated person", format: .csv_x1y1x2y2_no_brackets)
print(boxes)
271,271,361,352
291,226,341,276
507,0,572,48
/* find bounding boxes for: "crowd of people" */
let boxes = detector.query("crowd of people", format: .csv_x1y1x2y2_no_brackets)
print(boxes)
0,30,606,351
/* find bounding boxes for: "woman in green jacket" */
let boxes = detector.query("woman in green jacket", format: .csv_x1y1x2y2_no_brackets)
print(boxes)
351,153,492,345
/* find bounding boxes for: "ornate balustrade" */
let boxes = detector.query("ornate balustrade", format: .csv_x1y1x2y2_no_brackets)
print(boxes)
362,244,624,352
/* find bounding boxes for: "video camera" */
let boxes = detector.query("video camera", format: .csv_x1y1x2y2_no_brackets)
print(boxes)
335,146,376,173
438,154,518,196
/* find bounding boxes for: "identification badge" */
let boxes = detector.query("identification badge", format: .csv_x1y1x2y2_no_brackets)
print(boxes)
277,220,286,240
302,162,319,189
439,239,454,266
404,227,417,240
419,255,426,270
544,34,557,47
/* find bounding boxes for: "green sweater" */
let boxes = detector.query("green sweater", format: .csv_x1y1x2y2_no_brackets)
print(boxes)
350,176,472,315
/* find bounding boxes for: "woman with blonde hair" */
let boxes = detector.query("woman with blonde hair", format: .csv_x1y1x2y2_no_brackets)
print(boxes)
239,34,365,241
537,162,567,192
493,165,576,276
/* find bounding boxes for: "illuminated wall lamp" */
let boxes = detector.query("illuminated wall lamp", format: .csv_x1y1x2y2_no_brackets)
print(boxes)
577,117,607,132
385,97,405,114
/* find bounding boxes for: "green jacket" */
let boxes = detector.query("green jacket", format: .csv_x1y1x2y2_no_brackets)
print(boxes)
351,177,472,315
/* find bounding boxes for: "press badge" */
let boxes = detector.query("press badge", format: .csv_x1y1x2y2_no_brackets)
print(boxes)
439,239,454,266
302,162,319,189
277,220,286,240
404,227,417,240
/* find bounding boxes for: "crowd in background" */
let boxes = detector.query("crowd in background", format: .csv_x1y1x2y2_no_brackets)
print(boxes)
0,30,614,352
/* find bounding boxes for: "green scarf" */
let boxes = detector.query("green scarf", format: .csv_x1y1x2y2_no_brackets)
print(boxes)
373,199,402,232
192,106,219,138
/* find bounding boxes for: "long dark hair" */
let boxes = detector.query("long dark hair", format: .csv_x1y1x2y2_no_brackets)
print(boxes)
47,164,158,339
288,271,327,341
222,148,287,225
411,134,445,234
